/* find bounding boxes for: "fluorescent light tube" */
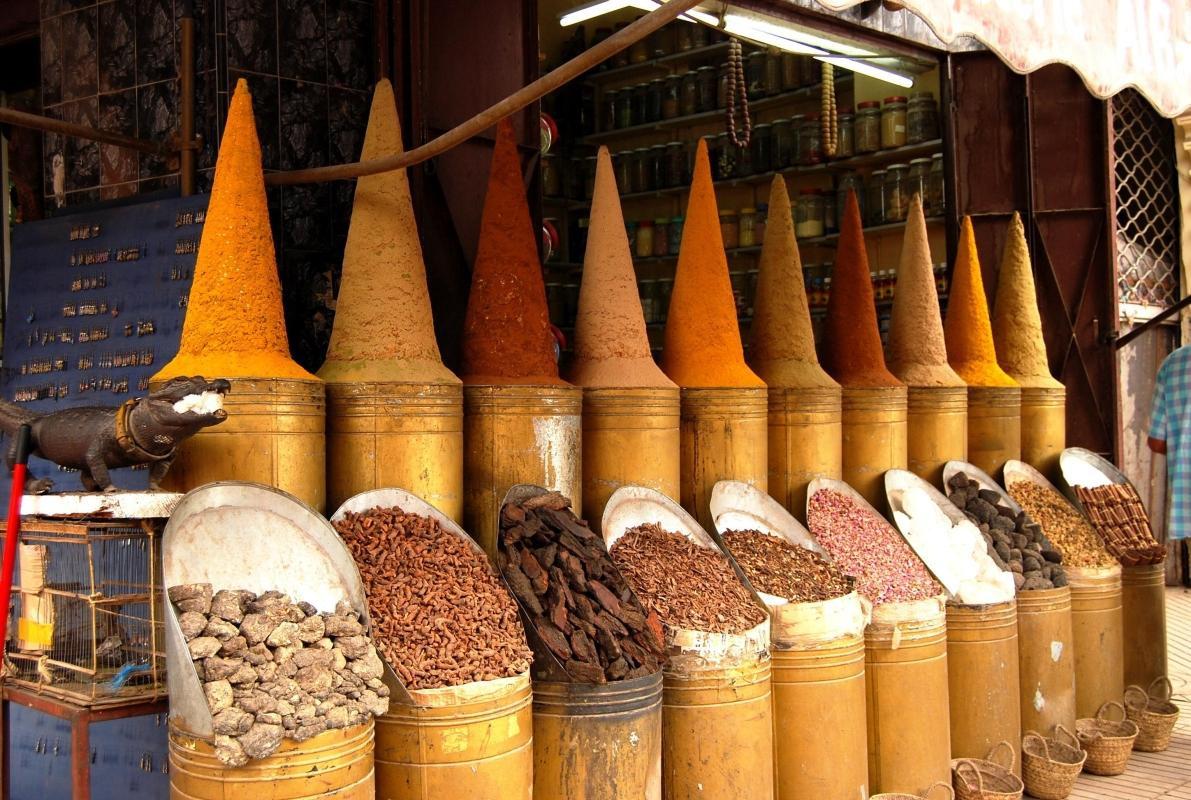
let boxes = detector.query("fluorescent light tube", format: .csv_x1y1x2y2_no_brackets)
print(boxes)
559,0,659,27
722,14,826,56
815,55,914,88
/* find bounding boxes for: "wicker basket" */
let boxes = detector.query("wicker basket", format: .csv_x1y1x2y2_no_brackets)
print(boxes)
870,782,955,800
950,741,1024,800
1076,701,1139,776
1125,677,1180,753
1021,726,1086,800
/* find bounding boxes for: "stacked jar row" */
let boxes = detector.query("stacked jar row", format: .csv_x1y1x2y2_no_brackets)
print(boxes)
804,262,949,309
610,144,691,193
855,93,940,152
598,16,725,69
849,156,944,226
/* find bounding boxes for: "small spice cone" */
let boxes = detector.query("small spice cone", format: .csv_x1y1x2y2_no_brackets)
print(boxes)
569,147,675,389
461,119,567,387
992,212,1062,389
662,139,764,389
155,79,313,381
749,176,838,389
821,190,902,388
318,80,458,385
944,217,1018,387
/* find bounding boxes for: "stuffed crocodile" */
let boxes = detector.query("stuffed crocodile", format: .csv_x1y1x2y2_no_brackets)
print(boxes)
0,376,230,493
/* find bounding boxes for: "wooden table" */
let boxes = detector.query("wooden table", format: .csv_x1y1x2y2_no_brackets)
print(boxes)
0,684,168,800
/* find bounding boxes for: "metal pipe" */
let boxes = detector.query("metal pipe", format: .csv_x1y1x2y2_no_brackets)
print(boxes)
1111,292,1191,348
0,106,172,157
178,0,197,196
264,0,704,186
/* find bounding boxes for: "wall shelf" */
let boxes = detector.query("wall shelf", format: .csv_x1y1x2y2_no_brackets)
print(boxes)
583,41,733,86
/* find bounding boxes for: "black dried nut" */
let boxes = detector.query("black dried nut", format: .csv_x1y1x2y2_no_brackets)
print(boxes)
995,542,1012,562
993,530,1013,547
1009,561,1023,574
1041,549,1063,564
949,473,971,489
969,499,998,524
1051,572,1068,588
1012,533,1029,548
1009,548,1022,561
990,516,1015,533
978,489,1002,505
1023,555,1043,572
948,490,968,507
1022,576,1051,591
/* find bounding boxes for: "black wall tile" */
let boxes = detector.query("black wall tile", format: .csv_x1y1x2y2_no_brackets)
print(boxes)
279,78,327,169
137,78,177,178
136,0,176,84
40,13,62,106
225,0,276,74
60,6,97,101
98,0,136,92
326,1,368,89
61,97,99,190
98,89,139,185
280,183,330,248
327,86,367,164
279,0,326,82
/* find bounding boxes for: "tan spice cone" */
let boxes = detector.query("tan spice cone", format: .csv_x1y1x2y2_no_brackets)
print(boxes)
992,212,1062,390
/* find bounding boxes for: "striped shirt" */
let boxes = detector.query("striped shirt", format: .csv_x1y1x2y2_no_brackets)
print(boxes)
1150,345,1191,541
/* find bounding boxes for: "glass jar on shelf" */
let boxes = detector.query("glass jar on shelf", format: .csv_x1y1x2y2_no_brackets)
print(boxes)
639,280,656,323
602,89,618,132
883,163,909,222
795,189,825,238
668,216,684,254
696,65,717,112
751,123,773,174
615,150,632,192
629,31,649,64
653,218,670,257
690,23,709,48
647,78,665,122
656,277,674,322
907,91,939,144
676,23,694,52
855,101,881,153
649,25,673,58
625,220,638,252
730,271,749,318
634,148,654,192
631,83,649,126
866,169,886,225
799,54,818,87
541,153,561,197
780,52,799,90
571,216,589,262
772,118,794,169
650,144,668,189
583,155,597,199
715,133,736,179
738,207,757,248
763,48,781,97
662,75,681,119
609,23,630,68
789,113,806,164
717,64,731,109
754,204,768,245
836,172,864,227
616,91,633,129
836,109,854,158
736,136,753,176
680,71,699,116
636,220,655,258
881,95,908,149
665,142,687,187
907,158,931,208
720,209,740,248
928,153,944,215
823,192,837,234
746,51,767,98
798,113,822,165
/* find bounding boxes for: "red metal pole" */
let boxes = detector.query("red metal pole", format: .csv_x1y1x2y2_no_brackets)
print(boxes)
0,426,32,654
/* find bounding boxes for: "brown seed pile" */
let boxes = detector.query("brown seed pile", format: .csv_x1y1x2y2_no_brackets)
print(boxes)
1073,484,1165,566
720,529,851,603
1008,481,1118,569
333,507,533,690
498,492,666,684
807,489,942,605
948,472,1067,590
169,585,390,767
610,523,768,634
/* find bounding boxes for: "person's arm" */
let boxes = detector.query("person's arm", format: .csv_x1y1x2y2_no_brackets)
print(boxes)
1148,436,1167,455
1148,364,1168,454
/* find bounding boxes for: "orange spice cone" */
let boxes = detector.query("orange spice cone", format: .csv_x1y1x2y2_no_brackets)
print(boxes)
155,79,313,382
750,176,841,513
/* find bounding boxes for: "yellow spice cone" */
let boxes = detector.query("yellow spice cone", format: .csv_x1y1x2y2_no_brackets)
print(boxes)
318,79,457,386
749,176,838,390
944,218,1018,388
570,146,674,390
992,213,1062,389
155,79,312,381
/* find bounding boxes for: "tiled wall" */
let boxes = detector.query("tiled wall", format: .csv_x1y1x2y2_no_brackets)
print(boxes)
39,0,374,370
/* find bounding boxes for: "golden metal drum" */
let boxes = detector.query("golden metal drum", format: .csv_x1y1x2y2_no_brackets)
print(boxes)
157,377,326,512
463,384,582,557
582,387,680,532
533,670,663,800
1016,586,1077,736
906,386,967,487
841,386,908,512
374,675,532,800
1067,566,1124,718
679,387,768,532
325,381,463,520
945,601,1022,774
865,598,951,796
663,659,775,800
966,386,1021,480
1019,387,1065,482
1121,562,1167,689
766,386,842,521
168,721,375,799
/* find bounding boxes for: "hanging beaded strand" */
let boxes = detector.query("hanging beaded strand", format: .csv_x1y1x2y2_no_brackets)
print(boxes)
822,61,838,158
726,39,752,148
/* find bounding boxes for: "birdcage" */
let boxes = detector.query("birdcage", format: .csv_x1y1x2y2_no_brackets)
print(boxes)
2,519,166,707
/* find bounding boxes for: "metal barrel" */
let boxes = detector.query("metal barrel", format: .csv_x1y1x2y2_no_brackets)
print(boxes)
1067,566,1125,718
325,381,463,521
965,386,1021,479
663,659,775,800
678,387,768,532
840,387,908,512
945,600,1022,774
1019,387,1065,482
463,384,582,556
1015,586,1076,735
168,721,375,799
156,377,327,512
1121,562,1167,689
374,675,532,800
766,386,842,520
864,598,951,796
532,670,663,800
581,387,681,532
905,386,967,487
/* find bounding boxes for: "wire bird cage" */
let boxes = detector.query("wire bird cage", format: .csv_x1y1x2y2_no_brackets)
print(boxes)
1,520,166,707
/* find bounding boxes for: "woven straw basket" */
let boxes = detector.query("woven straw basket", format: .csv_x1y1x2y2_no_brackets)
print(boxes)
1021,726,1086,800
1076,701,1138,776
870,781,954,800
1125,677,1180,753
950,741,1024,800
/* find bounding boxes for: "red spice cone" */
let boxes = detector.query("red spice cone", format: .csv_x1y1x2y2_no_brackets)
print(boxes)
661,138,764,389
462,118,566,386
944,217,1017,387
820,190,902,388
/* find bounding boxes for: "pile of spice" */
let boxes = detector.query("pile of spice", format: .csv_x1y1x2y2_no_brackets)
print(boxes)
1007,480,1118,568
807,488,941,605
991,213,1064,389
462,118,568,387
498,492,665,683
154,80,313,383
946,472,1066,590
1071,484,1165,565
169,585,389,766
892,487,1015,604
943,218,1018,388
332,507,532,689
661,139,765,389
719,529,850,603
610,523,767,633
